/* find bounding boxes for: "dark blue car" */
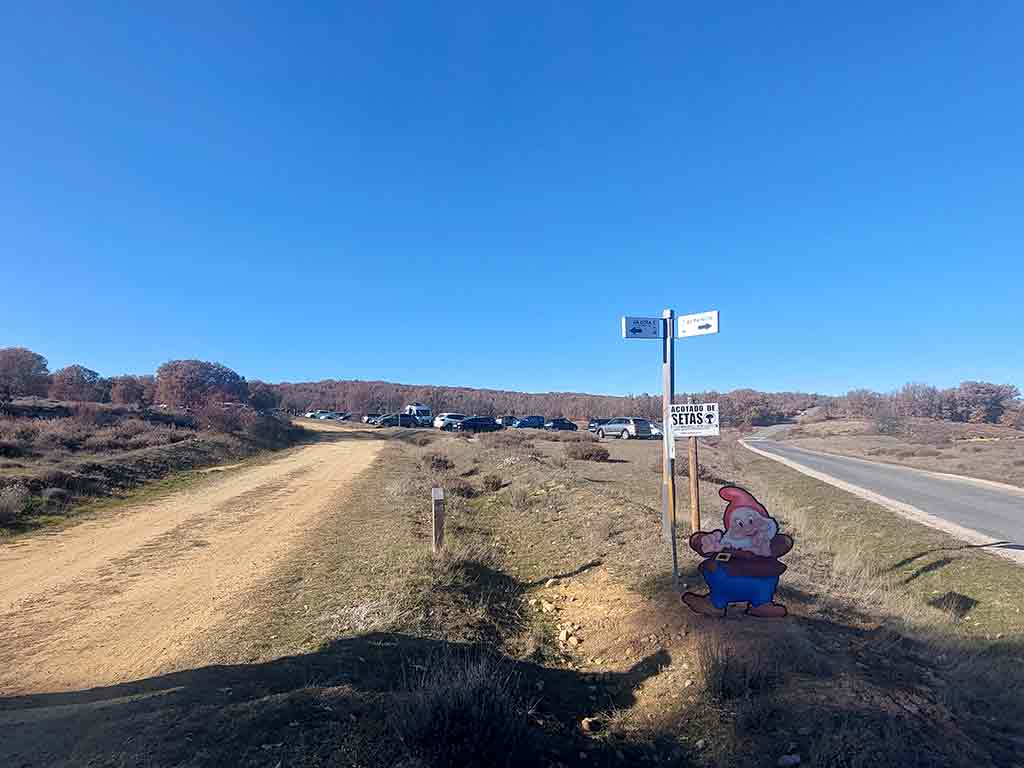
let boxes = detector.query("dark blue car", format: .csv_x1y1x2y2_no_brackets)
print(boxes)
514,415,545,429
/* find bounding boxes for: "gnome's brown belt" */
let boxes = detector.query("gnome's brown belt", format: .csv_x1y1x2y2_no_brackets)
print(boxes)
700,551,787,579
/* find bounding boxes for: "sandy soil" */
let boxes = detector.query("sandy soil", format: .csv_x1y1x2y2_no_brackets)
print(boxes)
0,421,383,696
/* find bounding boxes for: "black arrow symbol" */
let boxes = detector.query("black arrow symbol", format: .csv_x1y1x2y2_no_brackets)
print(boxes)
698,323,712,330
630,326,643,335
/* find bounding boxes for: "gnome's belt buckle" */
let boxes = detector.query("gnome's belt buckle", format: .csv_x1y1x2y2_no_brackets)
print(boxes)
714,552,732,563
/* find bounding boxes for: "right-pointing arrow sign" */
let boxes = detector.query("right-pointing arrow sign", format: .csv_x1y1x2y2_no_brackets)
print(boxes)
678,310,719,338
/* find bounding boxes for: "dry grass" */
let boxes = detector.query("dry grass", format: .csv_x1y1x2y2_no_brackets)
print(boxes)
392,654,534,768
482,473,503,493
0,404,305,534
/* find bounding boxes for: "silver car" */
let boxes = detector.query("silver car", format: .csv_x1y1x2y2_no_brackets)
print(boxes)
596,417,652,440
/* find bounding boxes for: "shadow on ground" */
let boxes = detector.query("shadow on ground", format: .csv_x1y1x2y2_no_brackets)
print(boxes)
0,633,672,768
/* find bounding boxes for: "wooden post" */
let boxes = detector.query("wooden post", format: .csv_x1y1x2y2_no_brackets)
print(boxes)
431,486,445,554
688,436,700,533
661,308,679,585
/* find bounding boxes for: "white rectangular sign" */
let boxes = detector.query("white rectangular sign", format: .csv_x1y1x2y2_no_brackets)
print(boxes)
621,316,663,339
678,310,719,338
669,402,720,437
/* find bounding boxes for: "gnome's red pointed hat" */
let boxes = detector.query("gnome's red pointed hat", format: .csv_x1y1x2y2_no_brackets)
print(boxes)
719,486,772,530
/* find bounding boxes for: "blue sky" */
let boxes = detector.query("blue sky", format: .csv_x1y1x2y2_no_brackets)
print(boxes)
3,2,1021,397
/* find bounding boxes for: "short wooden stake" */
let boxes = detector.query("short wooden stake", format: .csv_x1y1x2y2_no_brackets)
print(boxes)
431,486,445,554
688,436,700,532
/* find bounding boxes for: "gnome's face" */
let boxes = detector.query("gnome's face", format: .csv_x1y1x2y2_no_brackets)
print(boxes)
728,506,763,536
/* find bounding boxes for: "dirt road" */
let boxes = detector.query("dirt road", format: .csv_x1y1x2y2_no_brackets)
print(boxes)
0,421,383,696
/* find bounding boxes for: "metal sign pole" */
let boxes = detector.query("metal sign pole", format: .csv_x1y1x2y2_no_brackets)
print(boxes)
661,308,679,585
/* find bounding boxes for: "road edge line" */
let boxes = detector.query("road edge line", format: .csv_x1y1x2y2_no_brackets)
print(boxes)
749,436,1024,497
739,439,1024,566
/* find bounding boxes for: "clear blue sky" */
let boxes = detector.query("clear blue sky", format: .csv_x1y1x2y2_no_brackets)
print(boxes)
3,2,1022,397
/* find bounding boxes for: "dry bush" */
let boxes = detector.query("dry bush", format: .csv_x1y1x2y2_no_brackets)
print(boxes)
534,431,595,443
695,633,782,700
422,452,454,472
564,443,609,462
392,654,533,768
41,487,69,508
482,474,503,493
0,483,30,524
446,478,477,498
508,485,535,513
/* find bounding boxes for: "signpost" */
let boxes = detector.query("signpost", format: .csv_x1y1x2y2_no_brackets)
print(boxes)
621,309,719,584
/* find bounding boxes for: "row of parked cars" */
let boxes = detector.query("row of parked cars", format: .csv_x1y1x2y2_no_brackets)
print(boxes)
431,413,580,433
305,408,663,439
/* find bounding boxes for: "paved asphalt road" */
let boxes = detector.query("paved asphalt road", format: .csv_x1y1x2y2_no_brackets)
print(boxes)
745,439,1024,550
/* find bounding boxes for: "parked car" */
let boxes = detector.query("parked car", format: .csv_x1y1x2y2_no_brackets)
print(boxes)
587,418,609,432
404,402,433,426
495,415,517,427
433,413,467,430
375,413,418,427
646,420,664,437
362,413,381,423
456,416,502,433
596,417,652,440
513,415,545,429
545,418,578,431
305,409,331,419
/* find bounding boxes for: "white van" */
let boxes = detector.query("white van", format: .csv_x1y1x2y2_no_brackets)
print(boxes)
403,402,432,426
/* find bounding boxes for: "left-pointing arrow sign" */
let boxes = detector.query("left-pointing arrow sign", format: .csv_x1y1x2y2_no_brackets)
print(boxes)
621,316,663,339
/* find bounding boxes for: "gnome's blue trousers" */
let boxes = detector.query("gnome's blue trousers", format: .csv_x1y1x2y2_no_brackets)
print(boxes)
704,567,779,608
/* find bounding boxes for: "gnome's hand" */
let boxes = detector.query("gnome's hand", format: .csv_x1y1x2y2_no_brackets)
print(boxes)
700,531,724,553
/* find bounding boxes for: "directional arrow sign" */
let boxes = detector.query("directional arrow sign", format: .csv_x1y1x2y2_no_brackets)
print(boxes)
621,316,663,339
678,310,719,338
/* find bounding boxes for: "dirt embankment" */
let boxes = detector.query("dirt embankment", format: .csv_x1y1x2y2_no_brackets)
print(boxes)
0,421,383,696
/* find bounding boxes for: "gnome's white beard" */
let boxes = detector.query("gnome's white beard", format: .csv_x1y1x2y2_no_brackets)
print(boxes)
721,531,753,549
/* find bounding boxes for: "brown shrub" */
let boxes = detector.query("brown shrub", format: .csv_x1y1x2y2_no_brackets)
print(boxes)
423,452,455,472
446,478,477,498
0,483,30,524
41,487,69,508
535,431,596,443
391,654,534,767
564,443,609,462
482,474,503,493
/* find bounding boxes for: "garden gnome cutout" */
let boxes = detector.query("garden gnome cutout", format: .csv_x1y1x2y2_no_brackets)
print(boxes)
682,486,793,618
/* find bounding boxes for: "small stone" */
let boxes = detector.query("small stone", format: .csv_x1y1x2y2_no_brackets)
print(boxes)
695,739,707,750
777,755,801,767
559,629,571,642
581,716,603,732
528,598,538,607
542,600,556,613
996,633,1005,639
569,636,581,647
684,679,694,688
546,578,558,588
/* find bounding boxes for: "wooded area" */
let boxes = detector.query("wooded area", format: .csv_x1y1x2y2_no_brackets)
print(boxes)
1,346,1020,428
